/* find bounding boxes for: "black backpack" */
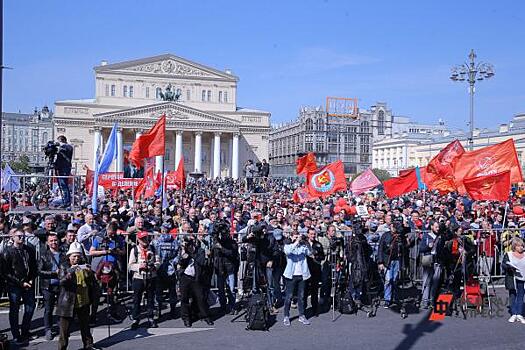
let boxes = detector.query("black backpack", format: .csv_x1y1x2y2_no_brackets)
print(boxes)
338,292,358,315
245,293,270,331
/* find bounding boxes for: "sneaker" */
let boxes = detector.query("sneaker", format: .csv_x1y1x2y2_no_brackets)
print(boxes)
298,315,311,325
45,329,53,341
283,317,291,326
383,301,391,309
508,315,517,323
291,302,298,309
516,315,525,324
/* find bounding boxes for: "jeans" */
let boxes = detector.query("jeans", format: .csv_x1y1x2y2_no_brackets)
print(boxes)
43,286,60,332
8,286,36,339
283,276,305,317
384,260,400,302
216,273,236,310
510,280,525,316
56,169,71,206
421,265,434,306
266,267,283,307
179,274,210,322
132,278,157,321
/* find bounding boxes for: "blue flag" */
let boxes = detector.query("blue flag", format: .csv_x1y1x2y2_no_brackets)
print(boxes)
92,123,118,214
1,164,20,192
415,166,427,190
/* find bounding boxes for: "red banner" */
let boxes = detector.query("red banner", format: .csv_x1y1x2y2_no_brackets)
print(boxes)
86,170,141,195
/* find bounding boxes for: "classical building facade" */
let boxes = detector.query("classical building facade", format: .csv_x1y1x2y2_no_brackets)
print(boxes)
372,113,525,175
269,102,393,176
1,106,54,171
54,54,271,178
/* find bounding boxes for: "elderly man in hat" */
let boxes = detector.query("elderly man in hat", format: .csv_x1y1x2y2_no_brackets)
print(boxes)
56,242,100,350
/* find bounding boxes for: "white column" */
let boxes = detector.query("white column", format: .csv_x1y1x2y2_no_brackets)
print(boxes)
116,127,123,173
213,132,221,178
175,131,183,168
209,136,214,178
194,131,202,173
155,155,163,174
232,133,239,179
93,127,102,169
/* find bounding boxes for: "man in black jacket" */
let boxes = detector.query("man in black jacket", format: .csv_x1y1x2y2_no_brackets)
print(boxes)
304,228,324,316
177,235,214,327
39,233,66,340
1,228,38,345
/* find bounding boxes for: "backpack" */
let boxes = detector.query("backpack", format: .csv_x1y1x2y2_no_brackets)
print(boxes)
338,292,358,315
245,293,270,331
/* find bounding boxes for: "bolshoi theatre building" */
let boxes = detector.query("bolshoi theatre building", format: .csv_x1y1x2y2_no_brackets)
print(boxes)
53,54,271,179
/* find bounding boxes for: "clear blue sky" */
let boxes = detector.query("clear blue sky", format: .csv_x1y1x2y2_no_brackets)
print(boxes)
4,0,525,130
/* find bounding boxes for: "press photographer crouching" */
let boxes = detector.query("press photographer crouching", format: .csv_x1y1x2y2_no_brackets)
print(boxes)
178,235,214,327
211,220,239,314
57,242,100,350
128,231,160,329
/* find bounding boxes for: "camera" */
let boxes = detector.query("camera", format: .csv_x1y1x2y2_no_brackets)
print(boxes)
43,141,59,159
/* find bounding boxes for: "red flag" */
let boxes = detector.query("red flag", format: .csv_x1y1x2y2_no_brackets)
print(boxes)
464,170,511,201
427,140,465,178
306,160,347,198
296,152,317,175
174,157,186,190
293,186,316,203
134,166,161,200
129,115,166,167
383,169,418,198
453,139,523,193
86,169,94,196
350,168,381,195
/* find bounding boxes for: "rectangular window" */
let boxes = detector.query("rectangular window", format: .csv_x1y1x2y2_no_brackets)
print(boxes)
146,87,150,98
186,89,190,101
224,91,228,103
111,85,116,96
218,91,222,103
207,90,211,102
123,85,128,97
201,90,206,102
105,84,109,96
129,86,134,98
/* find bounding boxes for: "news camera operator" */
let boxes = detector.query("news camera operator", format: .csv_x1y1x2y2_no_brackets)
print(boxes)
177,235,214,327
128,231,161,329
211,220,239,314
54,135,73,208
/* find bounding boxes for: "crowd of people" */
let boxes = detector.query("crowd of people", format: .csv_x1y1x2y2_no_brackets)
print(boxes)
1,174,525,348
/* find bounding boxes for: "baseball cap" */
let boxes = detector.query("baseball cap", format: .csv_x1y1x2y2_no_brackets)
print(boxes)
137,231,149,240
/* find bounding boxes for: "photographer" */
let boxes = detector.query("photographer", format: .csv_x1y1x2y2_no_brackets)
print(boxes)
419,221,439,309
128,231,160,329
282,231,312,326
1,228,38,345
211,220,239,314
153,223,180,319
177,235,214,327
38,233,66,341
304,227,324,316
55,135,73,208
56,243,100,350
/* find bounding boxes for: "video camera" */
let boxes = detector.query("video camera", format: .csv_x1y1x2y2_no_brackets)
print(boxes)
43,140,60,159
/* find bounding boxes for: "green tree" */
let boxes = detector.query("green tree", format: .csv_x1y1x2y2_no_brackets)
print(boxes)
352,168,391,182
9,155,31,174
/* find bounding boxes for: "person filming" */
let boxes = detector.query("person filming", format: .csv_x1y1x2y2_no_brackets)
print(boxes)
55,135,73,208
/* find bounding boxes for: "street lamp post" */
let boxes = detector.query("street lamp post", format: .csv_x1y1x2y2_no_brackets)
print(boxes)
450,49,495,150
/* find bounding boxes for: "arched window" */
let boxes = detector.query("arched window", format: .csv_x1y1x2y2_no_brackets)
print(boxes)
360,121,370,133
156,87,162,100
42,132,48,143
378,110,385,135
305,118,313,131
316,119,324,131
123,85,128,97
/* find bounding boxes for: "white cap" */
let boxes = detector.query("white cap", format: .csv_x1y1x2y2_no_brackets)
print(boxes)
66,241,83,256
